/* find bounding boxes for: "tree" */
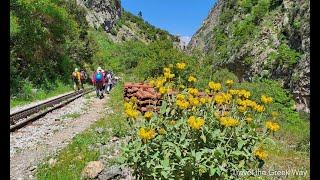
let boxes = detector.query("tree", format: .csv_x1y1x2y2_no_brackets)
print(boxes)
138,11,142,18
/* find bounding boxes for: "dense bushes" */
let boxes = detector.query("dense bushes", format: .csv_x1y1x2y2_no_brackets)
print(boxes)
10,0,93,97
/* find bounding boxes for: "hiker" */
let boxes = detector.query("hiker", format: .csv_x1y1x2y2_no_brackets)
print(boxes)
72,68,82,91
92,67,105,98
80,69,87,89
105,71,113,94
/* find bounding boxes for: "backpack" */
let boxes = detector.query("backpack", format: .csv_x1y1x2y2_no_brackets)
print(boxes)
95,72,103,82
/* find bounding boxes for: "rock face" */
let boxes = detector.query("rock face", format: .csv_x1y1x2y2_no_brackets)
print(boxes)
76,0,121,31
188,0,310,112
188,0,224,53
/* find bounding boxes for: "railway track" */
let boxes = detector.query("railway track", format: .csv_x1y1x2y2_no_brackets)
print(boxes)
10,88,94,132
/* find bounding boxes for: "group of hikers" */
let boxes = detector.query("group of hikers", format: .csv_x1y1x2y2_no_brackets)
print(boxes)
72,66,119,98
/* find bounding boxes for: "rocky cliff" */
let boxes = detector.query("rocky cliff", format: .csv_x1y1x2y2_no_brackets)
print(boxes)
188,0,310,112
76,0,121,31
76,0,179,44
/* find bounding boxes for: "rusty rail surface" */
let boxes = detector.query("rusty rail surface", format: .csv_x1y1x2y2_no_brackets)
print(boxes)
10,88,94,132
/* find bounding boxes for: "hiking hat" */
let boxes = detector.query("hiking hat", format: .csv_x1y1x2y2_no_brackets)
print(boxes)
75,68,79,72
97,66,102,71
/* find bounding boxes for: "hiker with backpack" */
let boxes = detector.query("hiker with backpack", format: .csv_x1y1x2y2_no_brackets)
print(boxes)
72,68,82,91
80,69,87,89
105,71,113,94
92,67,105,98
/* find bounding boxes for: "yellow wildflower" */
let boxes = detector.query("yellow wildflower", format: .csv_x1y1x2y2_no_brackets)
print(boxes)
187,116,205,130
125,109,139,119
149,80,155,87
159,86,166,94
177,94,185,100
158,128,166,135
238,105,247,113
265,121,280,132
188,75,197,83
261,95,273,104
254,104,265,112
163,67,171,73
200,97,206,104
188,88,199,96
246,117,253,123
138,128,156,140
226,79,234,86
214,93,232,104
176,62,186,70
254,148,268,160
219,117,240,127
144,111,153,120
208,82,221,91
176,99,189,109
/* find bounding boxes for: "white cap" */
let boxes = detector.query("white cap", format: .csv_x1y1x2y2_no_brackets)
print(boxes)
97,67,102,71
75,68,78,72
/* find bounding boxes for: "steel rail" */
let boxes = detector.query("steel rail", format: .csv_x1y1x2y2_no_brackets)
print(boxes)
10,88,94,132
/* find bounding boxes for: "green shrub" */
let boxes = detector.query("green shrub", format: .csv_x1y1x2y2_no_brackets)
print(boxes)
268,43,301,67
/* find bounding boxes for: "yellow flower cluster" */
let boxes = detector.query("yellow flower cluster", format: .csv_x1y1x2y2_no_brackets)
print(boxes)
177,94,185,100
188,95,200,107
138,128,156,140
265,121,280,132
176,62,186,70
237,99,265,112
159,86,172,94
187,116,205,130
254,148,268,160
163,67,175,79
261,95,273,104
124,102,139,119
125,108,139,119
199,97,206,104
219,117,240,127
188,88,199,96
188,75,197,83
176,99,189,109
214,93,232,104
144,111,153,120
226,79,234,86
155,77,166,88
229,89,251,99
208,82,221,91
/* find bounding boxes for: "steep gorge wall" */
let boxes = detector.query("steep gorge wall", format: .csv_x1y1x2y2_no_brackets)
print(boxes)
188,0,310,112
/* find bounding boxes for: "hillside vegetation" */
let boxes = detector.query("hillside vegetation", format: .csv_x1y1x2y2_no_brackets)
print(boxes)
188,0,310,113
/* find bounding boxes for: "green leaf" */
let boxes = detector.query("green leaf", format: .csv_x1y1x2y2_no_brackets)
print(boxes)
175,146,181,158
238,140,245,150
160,101,167,114
161,158,170,168
196,152,202,162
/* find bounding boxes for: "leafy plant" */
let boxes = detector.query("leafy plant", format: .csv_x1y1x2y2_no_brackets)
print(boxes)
123,63,280,179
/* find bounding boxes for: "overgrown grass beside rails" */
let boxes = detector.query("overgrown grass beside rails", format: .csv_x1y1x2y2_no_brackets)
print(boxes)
36,79,128,179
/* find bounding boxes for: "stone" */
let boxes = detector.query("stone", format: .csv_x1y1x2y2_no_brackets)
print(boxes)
81,161,105,179
97,166,122,180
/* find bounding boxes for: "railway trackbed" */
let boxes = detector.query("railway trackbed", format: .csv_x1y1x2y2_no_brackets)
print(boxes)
10,88,94,132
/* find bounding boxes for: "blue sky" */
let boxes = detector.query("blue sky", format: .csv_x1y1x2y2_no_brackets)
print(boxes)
121,0,216,42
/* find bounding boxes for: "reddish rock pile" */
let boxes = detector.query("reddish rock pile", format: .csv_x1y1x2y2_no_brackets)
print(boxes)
124,83,161,112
